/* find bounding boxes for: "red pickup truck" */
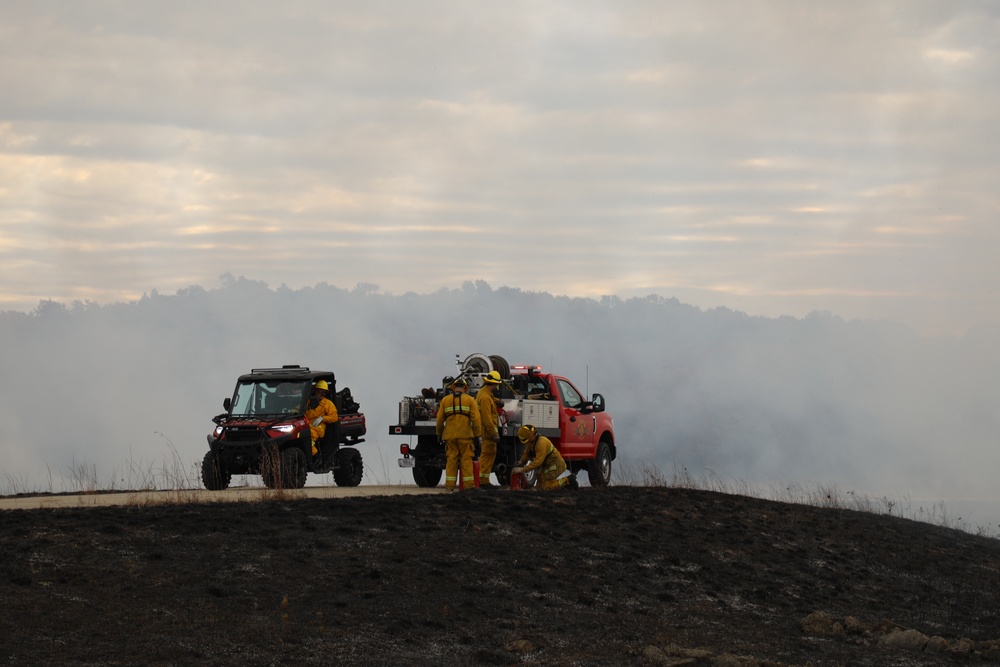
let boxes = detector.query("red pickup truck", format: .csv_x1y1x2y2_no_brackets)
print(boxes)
392,353,617,488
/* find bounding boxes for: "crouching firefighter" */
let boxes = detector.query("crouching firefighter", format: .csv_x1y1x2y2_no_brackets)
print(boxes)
435,377,483,491
305,380,339,468
512,424,578,490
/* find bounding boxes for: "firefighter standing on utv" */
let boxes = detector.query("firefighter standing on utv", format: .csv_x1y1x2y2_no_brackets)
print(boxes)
306,380,339,469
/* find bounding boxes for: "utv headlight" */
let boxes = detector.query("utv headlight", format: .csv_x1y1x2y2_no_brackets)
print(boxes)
271,424,296,433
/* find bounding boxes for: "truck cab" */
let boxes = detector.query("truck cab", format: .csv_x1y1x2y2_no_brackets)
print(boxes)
505,367,615,480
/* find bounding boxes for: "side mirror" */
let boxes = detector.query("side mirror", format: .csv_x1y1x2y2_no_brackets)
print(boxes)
590,393,605,413
223,397,232,412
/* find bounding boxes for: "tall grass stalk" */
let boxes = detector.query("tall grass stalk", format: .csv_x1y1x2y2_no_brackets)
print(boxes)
614,459,998,538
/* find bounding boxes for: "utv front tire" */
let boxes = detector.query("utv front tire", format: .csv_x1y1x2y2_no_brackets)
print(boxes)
280,447,308,489
260,445,280,488
201,451,231,491
333,447,364,487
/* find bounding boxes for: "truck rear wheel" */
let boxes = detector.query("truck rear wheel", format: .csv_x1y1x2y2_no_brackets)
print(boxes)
413,465,442,487
201,451,231,491
333,448,364,487
587,441,613,487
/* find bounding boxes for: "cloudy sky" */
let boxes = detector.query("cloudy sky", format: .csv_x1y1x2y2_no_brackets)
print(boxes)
2,1,997,335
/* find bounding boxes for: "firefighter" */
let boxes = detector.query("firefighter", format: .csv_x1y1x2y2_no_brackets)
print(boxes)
476,370,502,488
512,424,578,490
436,377,483,491
305,380,339,465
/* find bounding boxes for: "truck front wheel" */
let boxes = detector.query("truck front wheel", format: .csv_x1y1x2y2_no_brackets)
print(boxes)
587,441,613,487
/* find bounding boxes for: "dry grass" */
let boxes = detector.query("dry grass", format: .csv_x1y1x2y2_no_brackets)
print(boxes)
614,458,999,538
4,451,997,537
2,432,201,497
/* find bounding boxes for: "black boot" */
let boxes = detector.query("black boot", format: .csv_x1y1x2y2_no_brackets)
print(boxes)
313,445,328,471
321,451,336,471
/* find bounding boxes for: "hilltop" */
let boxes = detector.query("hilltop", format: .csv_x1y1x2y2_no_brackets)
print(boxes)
2,486,1000,666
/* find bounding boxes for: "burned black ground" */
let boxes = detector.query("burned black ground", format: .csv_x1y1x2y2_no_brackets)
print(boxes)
2,487,1000,666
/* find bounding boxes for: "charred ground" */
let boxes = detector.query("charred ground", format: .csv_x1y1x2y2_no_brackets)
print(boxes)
2,487,1000,666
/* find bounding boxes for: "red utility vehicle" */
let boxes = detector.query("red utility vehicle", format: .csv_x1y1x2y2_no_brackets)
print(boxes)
393,353,616,488
202,365,366,490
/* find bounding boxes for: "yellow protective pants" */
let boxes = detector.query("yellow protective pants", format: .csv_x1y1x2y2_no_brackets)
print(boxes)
445,439,476,490
537,455,569,491
478,438,497,484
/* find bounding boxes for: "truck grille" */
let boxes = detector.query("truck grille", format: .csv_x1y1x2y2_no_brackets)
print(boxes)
224,427,264,443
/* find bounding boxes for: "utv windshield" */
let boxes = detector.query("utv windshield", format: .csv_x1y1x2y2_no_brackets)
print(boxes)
230,380,309,417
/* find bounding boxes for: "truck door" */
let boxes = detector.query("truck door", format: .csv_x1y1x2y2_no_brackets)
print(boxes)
555,378,594,460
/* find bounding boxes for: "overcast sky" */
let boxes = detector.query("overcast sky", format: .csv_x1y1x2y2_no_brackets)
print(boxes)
2,1,998,335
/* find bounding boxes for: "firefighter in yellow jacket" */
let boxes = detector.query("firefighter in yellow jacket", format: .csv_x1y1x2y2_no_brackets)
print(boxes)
475,370,502,488
513,424,579,490
436,378,483,491
305,380,338,464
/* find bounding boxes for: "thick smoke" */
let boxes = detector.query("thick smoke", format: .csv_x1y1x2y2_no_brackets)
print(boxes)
1,277,998,523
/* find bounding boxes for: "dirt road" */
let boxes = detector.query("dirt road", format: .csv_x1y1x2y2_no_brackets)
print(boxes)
0,484,441,510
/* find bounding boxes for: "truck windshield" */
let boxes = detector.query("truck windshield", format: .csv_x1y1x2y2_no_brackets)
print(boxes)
231,380,308,417
556,379,584,408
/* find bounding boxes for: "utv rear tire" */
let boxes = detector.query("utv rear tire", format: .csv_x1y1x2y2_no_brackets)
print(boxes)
333,447,364,487
201,451,231,491
413,465,442,488
280,447,308,489
587,441,613,487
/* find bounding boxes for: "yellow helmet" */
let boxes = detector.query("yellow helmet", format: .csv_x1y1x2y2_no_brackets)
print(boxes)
517,424,537,443
484,371,502,385
314,380,329,391
451,378,468,389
